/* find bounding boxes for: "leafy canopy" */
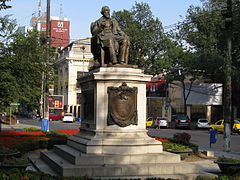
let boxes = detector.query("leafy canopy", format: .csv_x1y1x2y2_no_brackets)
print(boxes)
0,15,55,112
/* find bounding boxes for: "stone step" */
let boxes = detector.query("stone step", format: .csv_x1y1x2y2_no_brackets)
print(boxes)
30,155,217,180
53,144,181,165
39,150,201,177
91,172,217,180
67,135,87,152
53,145,80,164
29,157,58,176
67,134,163,154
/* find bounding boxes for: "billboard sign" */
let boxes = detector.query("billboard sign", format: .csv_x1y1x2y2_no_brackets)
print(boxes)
49,95,64,109
184,83,222,105
50,20,70,47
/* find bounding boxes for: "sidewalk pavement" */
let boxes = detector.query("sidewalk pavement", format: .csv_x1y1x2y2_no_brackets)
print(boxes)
0,121,40,131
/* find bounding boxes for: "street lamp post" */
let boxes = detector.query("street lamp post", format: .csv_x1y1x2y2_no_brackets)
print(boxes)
42,0,51,120
81,46,86,75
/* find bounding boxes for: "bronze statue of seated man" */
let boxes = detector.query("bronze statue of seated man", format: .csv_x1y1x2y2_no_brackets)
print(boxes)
90,6,130,66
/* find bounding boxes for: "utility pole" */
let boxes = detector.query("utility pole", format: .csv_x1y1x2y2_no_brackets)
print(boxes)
43,0,51,119
222,0,232,152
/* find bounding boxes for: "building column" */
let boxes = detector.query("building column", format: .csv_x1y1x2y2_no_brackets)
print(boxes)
207,106,212,122
187,106,191,120
167,107,172,122
67,105,71,113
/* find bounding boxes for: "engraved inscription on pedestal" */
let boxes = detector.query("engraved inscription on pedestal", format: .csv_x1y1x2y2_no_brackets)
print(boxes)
107,82,138,127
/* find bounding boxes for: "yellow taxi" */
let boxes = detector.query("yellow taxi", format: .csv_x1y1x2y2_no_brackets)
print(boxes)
146,117,154,128
209,119,240,134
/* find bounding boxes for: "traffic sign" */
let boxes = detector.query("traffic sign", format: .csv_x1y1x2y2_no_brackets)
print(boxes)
10,103,20,106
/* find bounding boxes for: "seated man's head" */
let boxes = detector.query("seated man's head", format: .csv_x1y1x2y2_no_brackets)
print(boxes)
101,6,110,19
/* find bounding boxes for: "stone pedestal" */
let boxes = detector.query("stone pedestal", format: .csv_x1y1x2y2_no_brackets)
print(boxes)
30,66,214,179
68,66,162,154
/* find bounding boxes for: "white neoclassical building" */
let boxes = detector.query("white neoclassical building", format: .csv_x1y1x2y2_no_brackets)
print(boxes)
55,38,94,118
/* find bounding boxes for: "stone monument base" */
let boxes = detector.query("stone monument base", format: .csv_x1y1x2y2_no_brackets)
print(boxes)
30,66,216,179
67,129,162,155
31,144,216,179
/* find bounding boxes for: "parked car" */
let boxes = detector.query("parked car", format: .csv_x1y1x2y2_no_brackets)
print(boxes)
146,117,154,127
155,117,168,128
146,117,158,128
49,113,63,121
146,117,160,128
197,118,210,129
62,113,75,123
209,119,240,134
173,114,190,129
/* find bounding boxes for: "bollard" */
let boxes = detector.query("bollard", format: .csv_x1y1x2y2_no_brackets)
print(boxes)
41,118,49,131
209,129,217,148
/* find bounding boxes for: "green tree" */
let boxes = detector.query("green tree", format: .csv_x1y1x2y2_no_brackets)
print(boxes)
0,15,18,111
178,0,240,151
177,3,225,82
9,31,55,112
112,2,206,114
179,0,240,107
0,0,11,10
164,29,202,115
112,2,168,74
0,15,55,113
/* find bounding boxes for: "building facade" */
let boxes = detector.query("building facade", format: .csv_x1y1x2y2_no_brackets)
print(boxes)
55,38,94,118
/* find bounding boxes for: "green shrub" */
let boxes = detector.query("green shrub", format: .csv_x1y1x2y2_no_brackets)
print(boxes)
14,140,40,153
2,157,29,166
168,138,199,154
173,132,191,143
0,169,93,180
23,127,42,132
0,148,19,154
217,156,240,163
46,130,71,137
162,141,192,152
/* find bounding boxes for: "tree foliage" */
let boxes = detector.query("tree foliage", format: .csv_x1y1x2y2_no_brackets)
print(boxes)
112,2,168,74
0,0,11,10
176,4,225,82
0,15,55,112
0,15,18,110
179,0,240,107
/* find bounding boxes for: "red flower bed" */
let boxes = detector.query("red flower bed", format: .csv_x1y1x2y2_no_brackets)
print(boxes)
0,130,46,136
56,130,80,135
0,130,80,148
0,130,80,136
154,137,170,142
155,137,170,142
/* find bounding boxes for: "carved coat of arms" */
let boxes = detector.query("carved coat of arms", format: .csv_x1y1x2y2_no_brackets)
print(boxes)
107,82,138,127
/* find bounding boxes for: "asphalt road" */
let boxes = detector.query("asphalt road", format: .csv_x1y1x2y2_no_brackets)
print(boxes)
147,128,240,154
19,118,80,131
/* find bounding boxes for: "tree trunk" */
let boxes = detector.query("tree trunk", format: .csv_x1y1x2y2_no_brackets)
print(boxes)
223,0,232,152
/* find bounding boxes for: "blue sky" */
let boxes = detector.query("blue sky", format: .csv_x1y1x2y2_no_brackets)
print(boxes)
1,0,202,42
